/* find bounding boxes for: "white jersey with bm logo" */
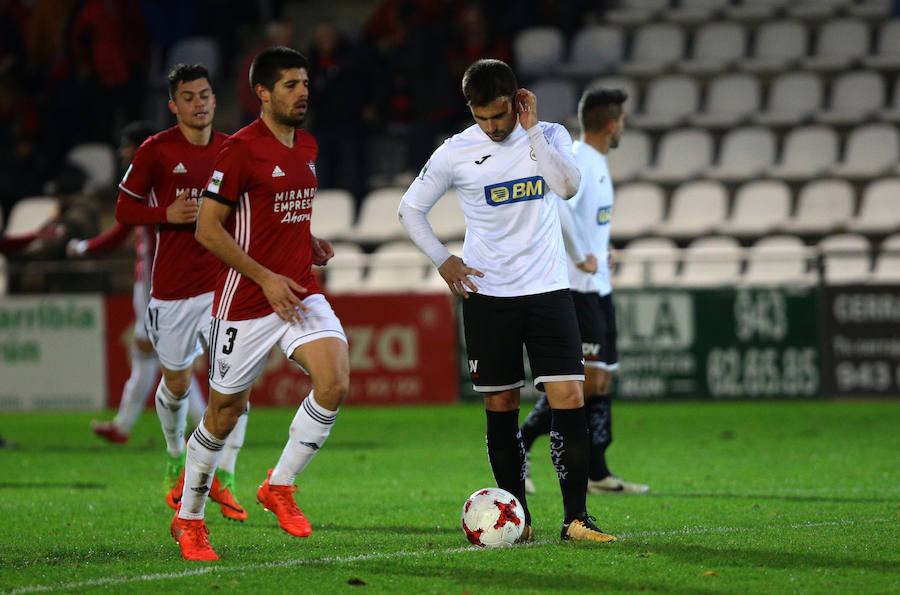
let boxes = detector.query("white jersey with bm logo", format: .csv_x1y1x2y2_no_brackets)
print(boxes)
400,121,576,297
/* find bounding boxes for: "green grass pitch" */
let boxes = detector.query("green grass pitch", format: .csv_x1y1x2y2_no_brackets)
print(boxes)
1,399,897,593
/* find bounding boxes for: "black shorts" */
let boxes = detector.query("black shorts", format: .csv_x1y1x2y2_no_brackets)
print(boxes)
462,289,584,393
571,291,618,370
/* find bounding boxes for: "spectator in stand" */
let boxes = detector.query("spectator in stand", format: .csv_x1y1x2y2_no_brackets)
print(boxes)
238,20,297,125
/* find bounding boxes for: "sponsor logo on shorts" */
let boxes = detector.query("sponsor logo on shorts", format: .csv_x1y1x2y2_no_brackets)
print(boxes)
483,176,544,207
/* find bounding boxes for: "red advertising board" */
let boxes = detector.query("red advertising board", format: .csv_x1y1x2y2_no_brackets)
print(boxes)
103,293,459,408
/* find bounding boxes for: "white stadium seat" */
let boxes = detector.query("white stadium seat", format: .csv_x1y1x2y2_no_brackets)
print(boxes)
629,75,699,130
689,73,761,129
320,242,366,294
608,130,651,182
311,189,355,241
847,0,892,19
705,126,776,182
878,76,900,122
65,143,116,192
743,235,814,286
847,178,900,233
741,20,808,73
717,180,792,236
6,196,58,235
830,124,900,180
349,187,407,243
766,125,839,181
819,233,872,285
426,189,466,241
586,76,639,114
530,78,577,126
360,241,430,293
642,128,713,183
788,0,851,20
614,237,680,289
655,180,728,239
560,25,625,79
513,27,565,79
606,0,670,26
870,233,900,284
785,179,856,234
816,71,886,125
678,236,743,288
609,182,666,240
678,22,748,75
863,20,900,70
664,0,733,23
753,72,824,126
727,0,791,22
619,23,686,77
802,18,870,72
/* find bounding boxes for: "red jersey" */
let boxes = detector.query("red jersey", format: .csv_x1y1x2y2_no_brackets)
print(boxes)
202,118,321,321
116,126,226,300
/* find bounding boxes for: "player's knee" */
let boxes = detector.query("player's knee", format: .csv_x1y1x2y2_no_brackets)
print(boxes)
315,375,349,409
164,377,191,398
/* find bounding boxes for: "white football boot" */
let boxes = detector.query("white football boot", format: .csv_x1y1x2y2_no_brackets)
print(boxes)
587,475,650,494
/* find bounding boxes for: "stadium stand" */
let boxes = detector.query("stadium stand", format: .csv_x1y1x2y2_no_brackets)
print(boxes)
614,236,680,289
704,126,777,182
310,189,355,241
802,18,870,72
816,70,886,125
829,123,900,179
321,242,366,294
847,178,900,233
870,233,900,284
766,125,839,181
618,23,686,76
753,72,824,126
654,180,728,239
642,128,713,183
629,74,699,130
559,25,625,79
678,236,743,287
607,130,652,182
743,235,814,286
689,73,761,129
609,182,667,240
512,27,566,79
785,179,856,235
678,21,748,75
348,187,407,244
360,241,429,293
819,233,873,284
717,180,793,237
65,144,117,193
863,19,900,70
6,197,58,235
740,19,808,73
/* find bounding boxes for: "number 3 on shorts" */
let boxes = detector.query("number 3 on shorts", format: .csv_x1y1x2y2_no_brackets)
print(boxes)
222,327,238,354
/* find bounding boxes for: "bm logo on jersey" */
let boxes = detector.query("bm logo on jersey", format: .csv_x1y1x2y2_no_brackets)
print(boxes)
597,206,612,225
484,176,544,207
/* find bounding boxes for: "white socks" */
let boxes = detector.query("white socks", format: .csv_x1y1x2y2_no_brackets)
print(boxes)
112,347,158,433
179,424,225,520
218,403,249,474
155,381,190,457
270,392,337,486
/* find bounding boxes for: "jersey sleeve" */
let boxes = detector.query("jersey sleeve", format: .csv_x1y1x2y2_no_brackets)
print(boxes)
83,222,133,253
529,122,580,199
399,141,454,213
202,138,250,206
118,141,155,200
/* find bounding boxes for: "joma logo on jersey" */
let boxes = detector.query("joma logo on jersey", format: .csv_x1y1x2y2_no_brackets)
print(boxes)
484,176,544,207
597,206,612,225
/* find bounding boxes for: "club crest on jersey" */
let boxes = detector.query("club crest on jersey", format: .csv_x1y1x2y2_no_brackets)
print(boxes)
484,176,544,207
217,358,230,379
307,161,316,178
206,170,224,192
597,206,612,225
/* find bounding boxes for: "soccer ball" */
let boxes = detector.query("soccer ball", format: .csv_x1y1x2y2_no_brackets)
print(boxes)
460,487,524,548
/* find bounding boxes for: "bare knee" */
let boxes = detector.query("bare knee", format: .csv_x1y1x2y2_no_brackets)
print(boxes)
205,396,247,440
135,337,154,354
312,374,349,411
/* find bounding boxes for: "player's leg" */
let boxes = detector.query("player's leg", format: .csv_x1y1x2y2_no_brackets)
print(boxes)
519,393,551,493
187,372,207,428
526,290,616,542
462,293,532,538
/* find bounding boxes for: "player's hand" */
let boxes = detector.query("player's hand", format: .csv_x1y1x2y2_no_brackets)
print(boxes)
166,190,199,224
438,255,484,299
608,250,615,270
578,254,599,273
261,271,310,325
515,88,538,130
311,235,334,266
66,238,86,258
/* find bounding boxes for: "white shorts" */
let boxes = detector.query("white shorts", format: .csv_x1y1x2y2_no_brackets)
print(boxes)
144,291,214,371
132,280,151,342
208,293,346,395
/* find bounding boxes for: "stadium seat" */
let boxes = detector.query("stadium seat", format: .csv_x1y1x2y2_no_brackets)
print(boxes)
847,178,900,233
619,23,686,77
614,236,680,289
785,178,855,234
740,19,808,72
349,188,407,243
642,128,713,183
816,71,886,125
877,76,900,123
717,179,791,236
65,143,117,192
513,27,565,79
829,124,900,179
663,0,732,23
689,73,761,129
863,20,900,70
559,25,625,79
801,18,870,72
787,0,851,20
678,236,743,287
359,241,430,293
766,125,839,181
421,241,463,292
753,72,824,126
319,242,366,293
629,75,700,130
870,233,900,284
606,0,670,26
705,126,776,182
5,196,58,235
726,0,791,22
426,189,466,241
678,22,748,75
585,76,638,114
530,78,577,126
608,182,666,240
168,37,221,79
847,0,892,19
311,189,355,241
608,130,651,182
0,253,7,296
819,233,872,285
654,180,728,238
743,235,814,286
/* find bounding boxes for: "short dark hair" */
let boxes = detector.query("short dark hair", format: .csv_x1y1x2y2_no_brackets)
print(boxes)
578,87,627,132
167,64,211,99
249,46,310,102
119,121,156,147
461,59,518,107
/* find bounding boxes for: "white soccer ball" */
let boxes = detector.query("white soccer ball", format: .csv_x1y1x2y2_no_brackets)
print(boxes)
461,487,524,548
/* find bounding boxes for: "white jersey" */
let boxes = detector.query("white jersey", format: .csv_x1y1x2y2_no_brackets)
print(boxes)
561,141,613,295
400,122,575,297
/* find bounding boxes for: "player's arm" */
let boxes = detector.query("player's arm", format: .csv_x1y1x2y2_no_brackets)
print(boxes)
557,197,597,273
516,89,581,199
67,222,133,258
398,145,483,298
114,144,197,226
197,181,309,324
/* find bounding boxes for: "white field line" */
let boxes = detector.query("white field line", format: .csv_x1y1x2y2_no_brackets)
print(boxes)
4,517,893,595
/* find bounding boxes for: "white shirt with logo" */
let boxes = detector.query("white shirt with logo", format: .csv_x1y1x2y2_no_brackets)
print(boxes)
563,141,614,296
400,122,576,297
